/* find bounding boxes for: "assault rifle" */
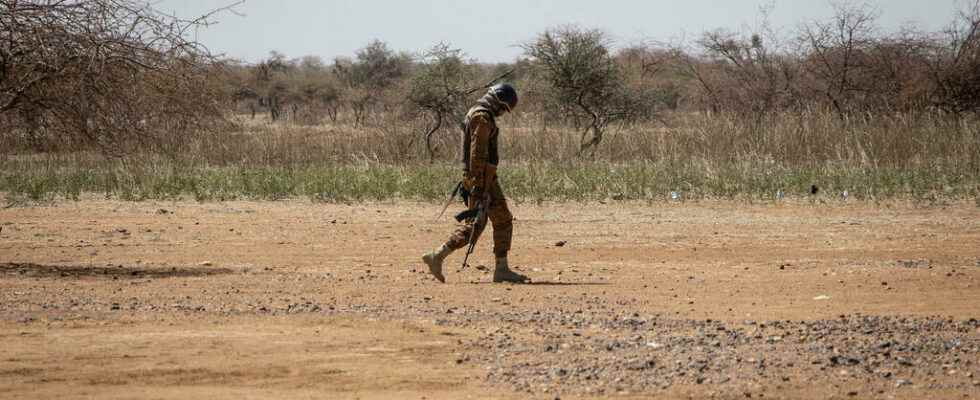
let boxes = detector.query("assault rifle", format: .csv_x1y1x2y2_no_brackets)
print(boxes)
460,191,490,269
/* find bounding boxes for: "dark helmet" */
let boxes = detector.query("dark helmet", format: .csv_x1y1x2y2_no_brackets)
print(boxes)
488,83,518,113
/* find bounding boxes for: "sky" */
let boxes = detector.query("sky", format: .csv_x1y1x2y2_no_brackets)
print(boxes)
158,0,969,63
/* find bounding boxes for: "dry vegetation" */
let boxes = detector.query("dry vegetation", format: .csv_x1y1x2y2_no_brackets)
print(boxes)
3,3,980,398
1,1,979,203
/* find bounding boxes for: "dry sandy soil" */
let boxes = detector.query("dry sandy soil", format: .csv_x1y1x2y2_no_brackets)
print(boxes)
1,198,978,399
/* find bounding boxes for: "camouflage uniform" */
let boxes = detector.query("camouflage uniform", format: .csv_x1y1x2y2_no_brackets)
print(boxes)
444,106,513,257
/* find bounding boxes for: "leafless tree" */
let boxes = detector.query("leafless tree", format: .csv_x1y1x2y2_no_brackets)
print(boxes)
926,0,980,114
691,4,801,117
796,1,880,117
616,44,677,119
0,0,240,153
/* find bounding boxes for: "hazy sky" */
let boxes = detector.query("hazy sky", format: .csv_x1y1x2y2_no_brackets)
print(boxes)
159,0,968,63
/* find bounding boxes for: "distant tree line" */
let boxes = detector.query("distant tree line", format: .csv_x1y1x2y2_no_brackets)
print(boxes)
2,0,978,156
223,1,979,154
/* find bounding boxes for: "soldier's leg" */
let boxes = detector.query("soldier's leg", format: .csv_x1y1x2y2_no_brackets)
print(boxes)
487,181,528,283
423,197,485,283
487,182,513,257
446,219,478,251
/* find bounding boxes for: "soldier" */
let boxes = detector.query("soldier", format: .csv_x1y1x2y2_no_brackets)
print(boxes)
422,83,530,284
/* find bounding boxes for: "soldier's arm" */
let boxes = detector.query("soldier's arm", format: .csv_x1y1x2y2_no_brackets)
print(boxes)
468,113,496,190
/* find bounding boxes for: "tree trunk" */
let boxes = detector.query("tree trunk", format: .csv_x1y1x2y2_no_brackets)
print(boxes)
424,112,443,163
575,92,603,157
269,97,281,121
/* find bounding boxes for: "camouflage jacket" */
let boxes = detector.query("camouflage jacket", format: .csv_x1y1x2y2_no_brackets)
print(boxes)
461,105,499,190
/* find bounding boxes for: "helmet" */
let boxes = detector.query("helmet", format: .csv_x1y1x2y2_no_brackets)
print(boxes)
487,83,518,113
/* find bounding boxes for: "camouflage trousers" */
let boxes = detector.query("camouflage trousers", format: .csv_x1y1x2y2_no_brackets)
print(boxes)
445,179,513,257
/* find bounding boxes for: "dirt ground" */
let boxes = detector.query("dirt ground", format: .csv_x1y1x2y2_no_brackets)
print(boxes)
1,198,978,399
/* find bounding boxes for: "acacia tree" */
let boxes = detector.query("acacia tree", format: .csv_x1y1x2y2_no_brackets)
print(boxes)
290,56,342,124
0,0,237,152
408,43,477,161
251,51,291,121
523,26,641,156
305,77,343,123
333,40,410,127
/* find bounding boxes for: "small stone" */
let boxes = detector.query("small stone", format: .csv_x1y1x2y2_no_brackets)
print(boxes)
895,379,912,388
813,295,831,301
199,261,213,266
555,241,567,247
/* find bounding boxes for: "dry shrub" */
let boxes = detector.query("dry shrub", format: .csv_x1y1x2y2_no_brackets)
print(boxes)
0,0,235,154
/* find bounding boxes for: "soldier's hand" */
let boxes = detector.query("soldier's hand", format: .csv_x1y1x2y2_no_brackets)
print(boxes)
462,176,480,191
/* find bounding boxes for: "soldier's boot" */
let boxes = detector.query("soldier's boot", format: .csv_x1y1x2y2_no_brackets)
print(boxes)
492,256,530,283
422,244,453,283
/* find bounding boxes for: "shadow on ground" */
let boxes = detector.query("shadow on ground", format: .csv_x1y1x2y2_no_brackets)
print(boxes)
0,262,236,279
465,280,611,286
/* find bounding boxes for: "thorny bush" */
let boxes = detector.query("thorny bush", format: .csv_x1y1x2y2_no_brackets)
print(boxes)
0,0,235,154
